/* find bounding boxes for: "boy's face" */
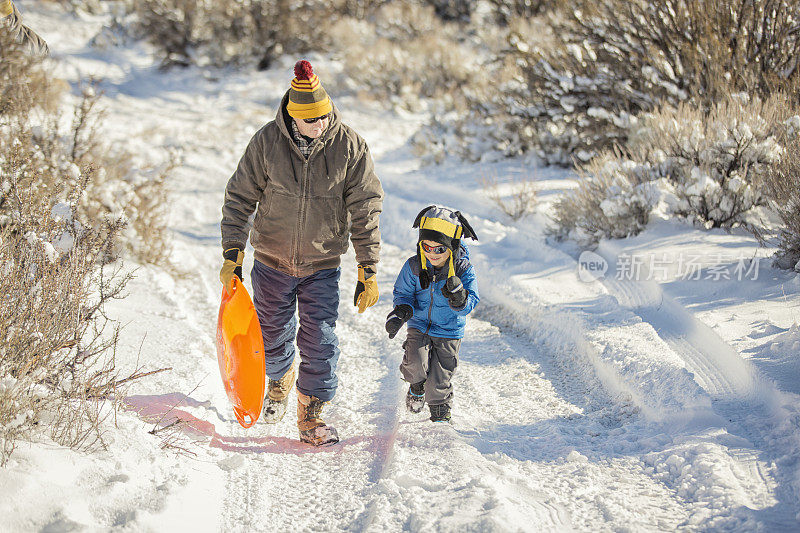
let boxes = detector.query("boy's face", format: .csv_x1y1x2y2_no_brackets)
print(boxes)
421,240,450,267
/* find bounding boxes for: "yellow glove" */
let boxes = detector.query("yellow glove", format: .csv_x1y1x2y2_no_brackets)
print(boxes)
354,264,379,313
1,0,13,18
219,248,244,294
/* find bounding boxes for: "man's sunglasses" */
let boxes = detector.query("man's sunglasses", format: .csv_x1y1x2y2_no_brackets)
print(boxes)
421,242,448,254
303,113,331,124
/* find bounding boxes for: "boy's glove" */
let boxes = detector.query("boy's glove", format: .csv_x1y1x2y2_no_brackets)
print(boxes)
354,264,379,313
219,247,244,294
385,304,413,339
441,275,467,309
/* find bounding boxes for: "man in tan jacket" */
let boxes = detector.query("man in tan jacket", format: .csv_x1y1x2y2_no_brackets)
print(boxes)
220,60,383,446
2,0,49,56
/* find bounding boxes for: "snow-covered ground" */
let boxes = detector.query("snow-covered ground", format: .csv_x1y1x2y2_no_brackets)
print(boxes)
4,3,800,531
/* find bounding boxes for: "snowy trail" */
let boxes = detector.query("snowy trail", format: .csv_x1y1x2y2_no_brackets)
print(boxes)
101,68,790,531
8,4,798,531
136,88,690,530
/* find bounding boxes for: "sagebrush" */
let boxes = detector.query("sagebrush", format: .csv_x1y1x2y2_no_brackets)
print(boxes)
0,26,166,464
494,0,800,164
548,150,657,245
549,93,799,246
128,0,338,69
629,94,788,229
0,147,138,464
762,120,800,271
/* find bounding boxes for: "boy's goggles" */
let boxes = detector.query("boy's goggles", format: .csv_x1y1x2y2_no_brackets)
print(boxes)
421,242,448,254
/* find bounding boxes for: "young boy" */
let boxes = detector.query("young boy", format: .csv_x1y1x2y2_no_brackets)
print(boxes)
385,205,479,422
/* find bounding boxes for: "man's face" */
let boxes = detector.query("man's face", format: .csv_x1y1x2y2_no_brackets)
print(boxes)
295,113,330,139
421,240,450,267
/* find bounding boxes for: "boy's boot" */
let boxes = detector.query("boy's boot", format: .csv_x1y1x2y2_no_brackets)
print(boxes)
297,391,339,446
429,403,451,423
406,381,425,413
262,368,295,423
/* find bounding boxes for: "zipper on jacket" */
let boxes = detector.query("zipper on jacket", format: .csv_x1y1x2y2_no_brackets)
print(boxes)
293,157,309,270
294,142,324,271
424,270,435,335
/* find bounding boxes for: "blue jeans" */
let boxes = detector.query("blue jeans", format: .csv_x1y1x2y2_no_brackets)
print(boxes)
250,261,341,402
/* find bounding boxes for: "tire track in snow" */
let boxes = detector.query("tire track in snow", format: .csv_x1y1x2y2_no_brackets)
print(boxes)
357,300,690,531
589,243,800,528
595,249,757,399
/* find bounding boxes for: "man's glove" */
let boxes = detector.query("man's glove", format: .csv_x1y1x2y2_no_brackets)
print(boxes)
441,275,467,309
354,264,379,313
385,304,413,339
219,247,244,294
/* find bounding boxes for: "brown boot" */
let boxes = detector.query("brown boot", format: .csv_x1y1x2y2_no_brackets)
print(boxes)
262,367,295,423
296,391,339,446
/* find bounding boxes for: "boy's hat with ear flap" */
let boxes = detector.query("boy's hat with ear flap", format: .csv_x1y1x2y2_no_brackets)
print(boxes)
412,205,477,288
413,205,478,250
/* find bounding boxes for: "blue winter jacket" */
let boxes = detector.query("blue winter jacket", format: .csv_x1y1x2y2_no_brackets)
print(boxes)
392,244,479,339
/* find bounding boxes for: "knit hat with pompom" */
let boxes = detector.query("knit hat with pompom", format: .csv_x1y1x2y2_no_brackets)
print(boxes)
286,60,332,120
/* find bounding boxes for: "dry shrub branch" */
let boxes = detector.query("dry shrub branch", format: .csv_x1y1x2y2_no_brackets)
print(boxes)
482,173,538,221
128,0,336,69
503,0,800,164
762,121,800,271
0,26,169,464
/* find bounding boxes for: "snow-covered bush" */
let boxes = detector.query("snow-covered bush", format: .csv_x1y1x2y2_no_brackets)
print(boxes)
330,2,483,112
0,84,173,264
0,147,140,464
629,95,785,229
497,0,800,164
762,118,800,271
0,30,166,464
549,94,798,245
129,0,338,69
1,30,172,265
548,151,658,245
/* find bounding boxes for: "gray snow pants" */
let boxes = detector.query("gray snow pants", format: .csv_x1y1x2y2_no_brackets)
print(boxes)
399,327,461,406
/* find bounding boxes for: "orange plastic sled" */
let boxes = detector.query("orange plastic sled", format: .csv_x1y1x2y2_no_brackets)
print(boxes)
216,277,265,428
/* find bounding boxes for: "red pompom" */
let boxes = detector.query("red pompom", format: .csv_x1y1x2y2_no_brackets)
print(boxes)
294,60,314,80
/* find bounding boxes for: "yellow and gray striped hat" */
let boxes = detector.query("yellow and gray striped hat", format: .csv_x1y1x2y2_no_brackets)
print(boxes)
286,60,333,120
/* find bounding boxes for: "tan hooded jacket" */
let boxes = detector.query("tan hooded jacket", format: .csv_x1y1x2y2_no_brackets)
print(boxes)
221,92,384,277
